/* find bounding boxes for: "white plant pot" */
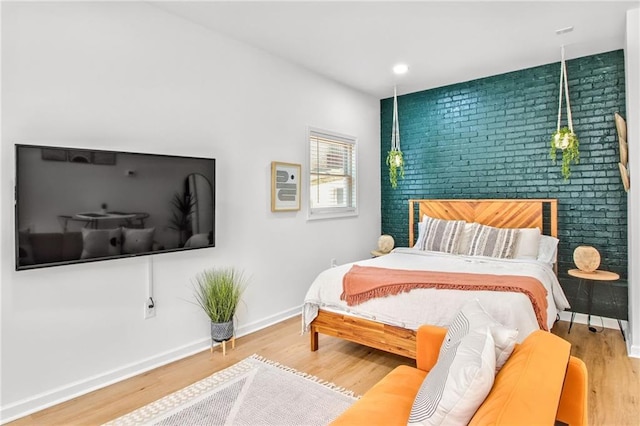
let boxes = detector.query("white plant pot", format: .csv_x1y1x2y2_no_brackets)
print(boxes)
554,133,571,150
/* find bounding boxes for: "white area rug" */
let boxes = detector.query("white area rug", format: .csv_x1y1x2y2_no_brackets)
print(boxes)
104,354,358,426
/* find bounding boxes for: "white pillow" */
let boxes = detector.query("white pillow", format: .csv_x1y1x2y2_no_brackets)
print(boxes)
414,214,466,254
184,233,210,248
513,228,541,260
413,220,426,249
408,328,496,425
122,227,155,254
81,228,122,259
442,298,518,371
456,222,479,255
537,235,559,264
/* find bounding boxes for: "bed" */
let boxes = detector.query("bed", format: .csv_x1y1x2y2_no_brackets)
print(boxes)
302,199,570,359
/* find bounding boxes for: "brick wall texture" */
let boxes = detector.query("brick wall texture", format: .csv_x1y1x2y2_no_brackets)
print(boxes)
380,50,627,318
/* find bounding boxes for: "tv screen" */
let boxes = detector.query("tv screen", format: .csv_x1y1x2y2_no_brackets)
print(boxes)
15,144,215,270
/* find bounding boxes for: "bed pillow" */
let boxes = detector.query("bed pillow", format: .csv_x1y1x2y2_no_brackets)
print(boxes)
513,227,541,260
408,327,496,425
442,299,518,372
122,227,155,254
415,215,466,254
184,233,210,248
537,235,559,264
467,224,519,259
413,220,426,249
81,228,122,259
456,222,480,255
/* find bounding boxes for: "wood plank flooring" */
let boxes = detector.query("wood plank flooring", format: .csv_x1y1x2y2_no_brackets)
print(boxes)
552,320,640,426
8,317,639,425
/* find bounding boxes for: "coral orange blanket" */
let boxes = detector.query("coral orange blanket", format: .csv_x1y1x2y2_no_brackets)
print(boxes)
341,265,549,330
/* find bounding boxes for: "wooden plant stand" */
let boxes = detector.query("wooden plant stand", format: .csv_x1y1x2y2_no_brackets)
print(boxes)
211,336,236,356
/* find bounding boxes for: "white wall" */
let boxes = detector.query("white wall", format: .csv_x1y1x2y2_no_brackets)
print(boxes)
0,2,380,420
626,7,640,358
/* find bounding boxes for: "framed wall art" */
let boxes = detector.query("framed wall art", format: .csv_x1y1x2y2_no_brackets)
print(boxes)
271,161,301,212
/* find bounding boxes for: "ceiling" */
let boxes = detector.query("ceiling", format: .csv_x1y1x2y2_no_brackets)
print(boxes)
152,1,639,99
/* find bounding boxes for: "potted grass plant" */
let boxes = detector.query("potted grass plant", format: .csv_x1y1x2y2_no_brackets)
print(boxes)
193,268,247,343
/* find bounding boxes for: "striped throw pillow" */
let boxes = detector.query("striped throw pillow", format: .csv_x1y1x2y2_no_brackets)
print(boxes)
409,299,518,425
467,224,519,258
415,215,466,254
444,299,518,372
408,327,496,425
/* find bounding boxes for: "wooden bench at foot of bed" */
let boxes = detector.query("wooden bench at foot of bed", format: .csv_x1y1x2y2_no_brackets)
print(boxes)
309,310,417,359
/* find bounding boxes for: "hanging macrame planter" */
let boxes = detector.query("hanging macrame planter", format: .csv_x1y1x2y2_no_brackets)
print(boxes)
386,86,404,189
550,46,579,180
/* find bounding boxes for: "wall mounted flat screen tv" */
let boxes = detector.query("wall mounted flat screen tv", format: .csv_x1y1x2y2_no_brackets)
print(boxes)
15,144,215,270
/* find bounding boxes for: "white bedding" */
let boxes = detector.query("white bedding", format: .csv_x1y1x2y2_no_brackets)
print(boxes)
302,248,570,342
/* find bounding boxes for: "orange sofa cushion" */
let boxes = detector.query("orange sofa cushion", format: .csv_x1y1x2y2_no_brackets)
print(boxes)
556,356,589,426
468,330,570,425
331,365,426,426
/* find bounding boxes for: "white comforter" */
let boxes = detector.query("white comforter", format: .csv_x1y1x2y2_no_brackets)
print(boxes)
302,248,570,342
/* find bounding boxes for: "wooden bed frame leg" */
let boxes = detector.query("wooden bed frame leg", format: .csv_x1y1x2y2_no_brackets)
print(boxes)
310,328,319,352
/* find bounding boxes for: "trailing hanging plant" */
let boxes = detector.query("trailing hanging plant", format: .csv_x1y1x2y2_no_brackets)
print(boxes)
550,127,579,180
386,149,404,189
387,86,404,189
550,46,580,180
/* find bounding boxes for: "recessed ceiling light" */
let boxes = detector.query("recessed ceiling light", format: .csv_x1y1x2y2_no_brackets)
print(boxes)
393,63,409,75
555,26,574,35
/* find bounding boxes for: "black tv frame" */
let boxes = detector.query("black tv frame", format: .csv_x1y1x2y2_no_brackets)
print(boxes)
15,144,216,271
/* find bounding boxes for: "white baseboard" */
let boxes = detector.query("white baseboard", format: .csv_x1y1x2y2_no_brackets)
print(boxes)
558,311,622,330
0,305,301,424
628,342,640,358
558,311,640,359
235,305,301,338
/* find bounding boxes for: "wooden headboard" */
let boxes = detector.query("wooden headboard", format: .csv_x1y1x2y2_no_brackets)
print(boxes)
408,199,558,246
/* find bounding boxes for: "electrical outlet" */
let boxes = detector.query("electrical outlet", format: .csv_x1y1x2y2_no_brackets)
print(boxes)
144,298,156,319
330,258,337,268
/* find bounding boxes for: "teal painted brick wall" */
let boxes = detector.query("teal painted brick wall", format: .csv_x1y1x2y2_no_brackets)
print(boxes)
380,50,627,319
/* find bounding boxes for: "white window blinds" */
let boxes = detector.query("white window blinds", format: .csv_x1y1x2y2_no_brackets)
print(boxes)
308,128,357,218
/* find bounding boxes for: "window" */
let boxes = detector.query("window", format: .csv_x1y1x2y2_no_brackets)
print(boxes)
308,128,357,219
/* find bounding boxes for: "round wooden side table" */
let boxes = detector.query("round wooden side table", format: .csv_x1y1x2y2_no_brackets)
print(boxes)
567,268,624,339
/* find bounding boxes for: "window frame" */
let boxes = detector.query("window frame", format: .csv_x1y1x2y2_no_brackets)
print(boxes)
306,127,358,221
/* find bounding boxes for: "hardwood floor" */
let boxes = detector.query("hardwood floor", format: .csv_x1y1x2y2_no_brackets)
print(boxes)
552,320,640,426
8,317,639,425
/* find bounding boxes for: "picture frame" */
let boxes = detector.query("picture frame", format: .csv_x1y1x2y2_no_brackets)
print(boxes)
271,161,301,212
